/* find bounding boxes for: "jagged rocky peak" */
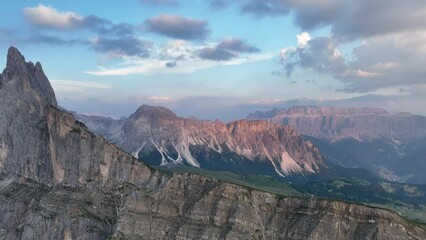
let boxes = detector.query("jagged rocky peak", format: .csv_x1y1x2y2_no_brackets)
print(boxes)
0,46,155,187
6,46,26,69
1,46,57,106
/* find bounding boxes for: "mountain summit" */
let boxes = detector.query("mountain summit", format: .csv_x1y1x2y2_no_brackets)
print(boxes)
2,47,57,106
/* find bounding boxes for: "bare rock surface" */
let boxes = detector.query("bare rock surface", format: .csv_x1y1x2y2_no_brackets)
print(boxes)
77,104,324,178
0,47,425,240
247,106,426,141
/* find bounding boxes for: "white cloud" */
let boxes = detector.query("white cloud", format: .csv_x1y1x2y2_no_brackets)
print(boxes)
147,96,175,103
369,84,424,97
343,69,380,78
297,32,311,47
50,80,112,94
371,62,399,70
86,51,274,76
24,4,83,29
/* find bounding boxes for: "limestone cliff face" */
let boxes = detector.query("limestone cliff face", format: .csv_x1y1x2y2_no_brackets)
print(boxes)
0,47,425,240
114,173,426,240
77,105,324,178
248,106,426,141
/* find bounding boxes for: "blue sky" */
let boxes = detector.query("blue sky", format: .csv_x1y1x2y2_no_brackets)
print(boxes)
1,0,425,120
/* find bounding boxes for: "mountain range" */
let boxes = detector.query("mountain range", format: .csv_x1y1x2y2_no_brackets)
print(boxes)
3,47,426,239
248,106,426,184
77,105,324,179
76,95,426,224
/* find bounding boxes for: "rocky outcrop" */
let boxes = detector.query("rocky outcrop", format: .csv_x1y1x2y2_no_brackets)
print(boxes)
77,105,324,178
248,106,426,141
0,47,425,239
0,46,155,239
113,174,426,239
2,46,57,106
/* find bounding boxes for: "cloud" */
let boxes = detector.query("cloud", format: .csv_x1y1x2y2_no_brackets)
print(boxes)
0,27,81,46
330,0,426,40
198,38,260,61
90,36,151,57
165,62,177,68
209,0,230,9
80,16,134,36
147,96,175,103
140,0,178,6
241,0,291,17
85,51,273,76
217,38,260,53
145,14,210,40
337,32,426,93
281,32,426,93
214,0,426,40
0,28,17,36
86,37,266,74
207,0,426,97
51,79,112,94
22,4,150,58
24,4,83,30
28,35,82,45
282,36,347,77
0,28,20,43
297,32,311,47
24,4,135,37
198,47,236,61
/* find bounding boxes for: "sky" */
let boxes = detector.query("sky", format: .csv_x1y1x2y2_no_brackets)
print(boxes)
0,0,425,121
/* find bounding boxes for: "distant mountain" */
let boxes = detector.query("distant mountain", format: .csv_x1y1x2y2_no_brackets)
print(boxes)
248,106,426,184
248,106,426,141
76,105,324,179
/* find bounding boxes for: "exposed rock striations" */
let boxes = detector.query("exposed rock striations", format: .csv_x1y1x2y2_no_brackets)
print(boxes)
77,105,324,178
0,47,425,239
247,106,426,141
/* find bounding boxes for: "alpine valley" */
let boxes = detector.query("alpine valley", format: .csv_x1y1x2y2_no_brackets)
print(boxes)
76,94,426,224
2,47,426,240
